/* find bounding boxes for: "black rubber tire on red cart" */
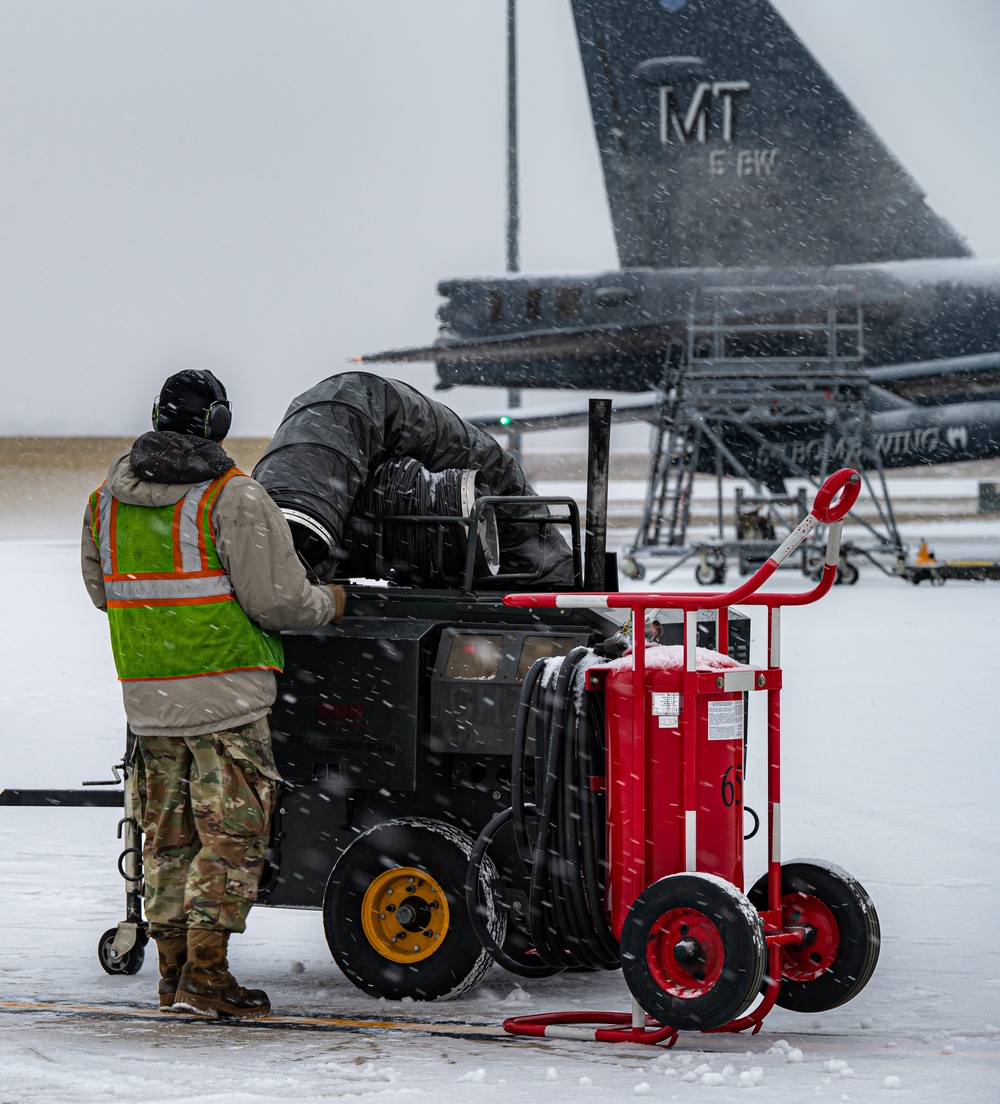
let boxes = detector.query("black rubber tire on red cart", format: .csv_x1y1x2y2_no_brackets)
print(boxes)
748,859,880,1013
620,872,766,1031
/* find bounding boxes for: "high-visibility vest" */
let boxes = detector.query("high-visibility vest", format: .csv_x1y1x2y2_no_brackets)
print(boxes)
89,469,284,681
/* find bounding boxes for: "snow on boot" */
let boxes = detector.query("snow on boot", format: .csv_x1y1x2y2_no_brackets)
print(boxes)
155,933,188,1011
172,929,271,1019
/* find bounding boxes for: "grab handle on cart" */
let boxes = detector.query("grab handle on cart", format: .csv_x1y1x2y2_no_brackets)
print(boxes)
766,467,860,574
504,468,861,614
811,467,861,525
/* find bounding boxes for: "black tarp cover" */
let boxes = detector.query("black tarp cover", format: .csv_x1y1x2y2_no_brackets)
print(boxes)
253,372,574,587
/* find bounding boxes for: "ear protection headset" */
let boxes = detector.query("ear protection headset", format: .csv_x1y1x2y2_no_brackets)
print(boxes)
151,371,232,441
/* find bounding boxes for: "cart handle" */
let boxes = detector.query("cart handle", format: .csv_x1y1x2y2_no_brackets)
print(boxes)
504,468,861,613
811,467,862,524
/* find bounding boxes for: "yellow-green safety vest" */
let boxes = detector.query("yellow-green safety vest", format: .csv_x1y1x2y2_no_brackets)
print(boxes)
89,469,284,681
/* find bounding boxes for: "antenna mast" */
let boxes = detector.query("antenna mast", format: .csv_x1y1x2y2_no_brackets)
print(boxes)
505,0,522,460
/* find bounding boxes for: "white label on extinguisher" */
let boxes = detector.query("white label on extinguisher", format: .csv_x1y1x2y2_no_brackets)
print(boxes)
651,692,681,716
658,715,679,728
707,700,743,741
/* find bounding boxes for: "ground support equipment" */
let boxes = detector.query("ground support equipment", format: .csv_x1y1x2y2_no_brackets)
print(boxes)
621,286,904,585
499,468,880,1046
0,749,148,975
898,540,1000,585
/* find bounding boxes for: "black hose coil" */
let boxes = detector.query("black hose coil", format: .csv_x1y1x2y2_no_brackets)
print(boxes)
344,457,498,585
466,647,620,976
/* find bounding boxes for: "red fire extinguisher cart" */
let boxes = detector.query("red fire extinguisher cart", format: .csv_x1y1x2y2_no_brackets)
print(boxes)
502,468,880,1045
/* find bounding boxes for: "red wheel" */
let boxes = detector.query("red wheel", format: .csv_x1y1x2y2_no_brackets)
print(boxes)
645,908,724,997
620,873,765,1031
748,860,880,1012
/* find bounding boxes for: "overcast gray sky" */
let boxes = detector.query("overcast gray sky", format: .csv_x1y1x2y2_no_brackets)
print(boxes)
1,0,998,436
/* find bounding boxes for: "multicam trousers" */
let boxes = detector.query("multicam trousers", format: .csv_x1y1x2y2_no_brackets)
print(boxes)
129,718,280,938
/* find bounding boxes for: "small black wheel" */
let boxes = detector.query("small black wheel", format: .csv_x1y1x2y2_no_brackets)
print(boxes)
323,817,504,1000
97,927,145,976
695,561,716,586
748,860,880,1013
622,557,646,581
837,560,860,586
712,563,728,585
620,873,766,1031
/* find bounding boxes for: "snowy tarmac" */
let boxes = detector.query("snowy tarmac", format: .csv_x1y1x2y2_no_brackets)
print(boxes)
1,521,999,1102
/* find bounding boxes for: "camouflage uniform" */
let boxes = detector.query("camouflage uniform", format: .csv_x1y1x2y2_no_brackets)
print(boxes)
129,717,281,936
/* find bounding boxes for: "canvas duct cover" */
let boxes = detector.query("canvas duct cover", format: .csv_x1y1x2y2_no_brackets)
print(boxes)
253,372,574,588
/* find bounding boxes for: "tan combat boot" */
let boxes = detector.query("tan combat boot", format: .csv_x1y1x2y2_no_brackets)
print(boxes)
172,929,271,1019
155,933,188,1011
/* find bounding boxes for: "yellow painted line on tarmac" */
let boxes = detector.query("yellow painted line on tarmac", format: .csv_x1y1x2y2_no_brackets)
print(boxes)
0,999,507,1038
3,1002,997,1058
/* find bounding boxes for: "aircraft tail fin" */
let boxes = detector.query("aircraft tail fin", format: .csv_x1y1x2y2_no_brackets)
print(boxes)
570,0,971,268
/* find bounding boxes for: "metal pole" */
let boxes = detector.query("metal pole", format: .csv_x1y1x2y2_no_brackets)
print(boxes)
505,0,523,464
506,0,519,276
585,398,612,590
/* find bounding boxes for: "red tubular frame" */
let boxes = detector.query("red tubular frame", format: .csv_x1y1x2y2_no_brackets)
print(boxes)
502,469,860,1044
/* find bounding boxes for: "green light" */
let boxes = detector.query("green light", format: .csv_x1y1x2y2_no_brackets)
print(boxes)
499,415,511,426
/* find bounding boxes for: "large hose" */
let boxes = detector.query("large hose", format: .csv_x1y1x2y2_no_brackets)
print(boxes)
253,371,573,588
342,458,499,584
466,647,620,976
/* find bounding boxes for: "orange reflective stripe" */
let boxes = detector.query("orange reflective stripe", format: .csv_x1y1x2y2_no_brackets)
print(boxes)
199,468,243,560
118,662,282,683
107,594,237,609
213,468,243,543
102,568,227,583
197,484,211,568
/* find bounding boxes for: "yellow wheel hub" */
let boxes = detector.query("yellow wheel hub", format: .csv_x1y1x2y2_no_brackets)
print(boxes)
361,866,450,964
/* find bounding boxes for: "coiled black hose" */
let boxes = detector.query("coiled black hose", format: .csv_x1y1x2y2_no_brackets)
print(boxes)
466,647,620,977
344,457,497,585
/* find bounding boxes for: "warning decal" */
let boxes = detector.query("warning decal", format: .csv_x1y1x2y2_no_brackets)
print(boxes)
707,700,743,742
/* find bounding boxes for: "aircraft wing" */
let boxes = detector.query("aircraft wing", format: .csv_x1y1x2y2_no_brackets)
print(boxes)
464,350,1000,436
467,395,659,433
867,352,1000,404
359,321,675,366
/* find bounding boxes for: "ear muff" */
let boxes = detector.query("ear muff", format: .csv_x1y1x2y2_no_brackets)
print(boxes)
151,372,230,438
204,399,232,441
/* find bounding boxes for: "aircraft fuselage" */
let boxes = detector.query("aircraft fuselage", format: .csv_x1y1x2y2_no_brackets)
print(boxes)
434,258,1000,398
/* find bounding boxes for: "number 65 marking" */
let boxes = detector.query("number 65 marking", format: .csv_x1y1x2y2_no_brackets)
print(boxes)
721,764,743,807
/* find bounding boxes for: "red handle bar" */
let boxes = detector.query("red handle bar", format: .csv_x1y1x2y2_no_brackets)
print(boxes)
504,468,861,613
811,467,861,524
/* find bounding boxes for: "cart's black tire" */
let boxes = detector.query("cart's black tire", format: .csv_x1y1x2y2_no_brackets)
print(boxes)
748,860,880,1013
323,817,504,1001
97,927,145,976
620,873,766,1031
694,562,716,586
